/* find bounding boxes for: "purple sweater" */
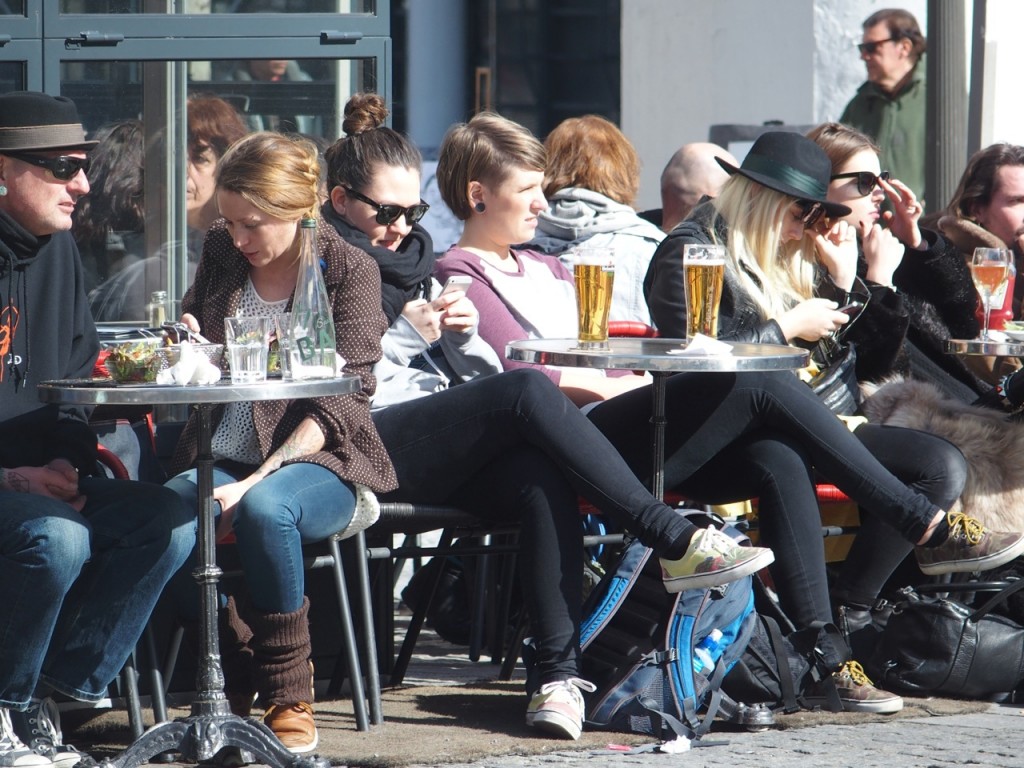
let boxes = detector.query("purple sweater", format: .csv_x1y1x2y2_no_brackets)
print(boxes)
435,246,629,384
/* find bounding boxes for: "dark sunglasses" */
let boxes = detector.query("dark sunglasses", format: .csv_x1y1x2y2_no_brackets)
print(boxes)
831,170,891,197
857,36,898,55
344,186,429,226
797,201,830,231
5,151,90,181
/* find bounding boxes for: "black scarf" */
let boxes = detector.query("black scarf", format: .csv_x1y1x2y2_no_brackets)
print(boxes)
320,201,435,324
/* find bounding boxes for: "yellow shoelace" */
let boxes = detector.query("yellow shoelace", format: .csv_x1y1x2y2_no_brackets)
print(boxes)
947,510,985,545
839,660,874,686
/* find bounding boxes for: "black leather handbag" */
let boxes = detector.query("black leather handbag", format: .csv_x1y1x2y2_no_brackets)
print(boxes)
809,338,861,417
866,581,1024,698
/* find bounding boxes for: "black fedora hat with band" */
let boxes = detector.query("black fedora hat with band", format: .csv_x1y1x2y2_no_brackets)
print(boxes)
0,91,98,152
716,131,851,219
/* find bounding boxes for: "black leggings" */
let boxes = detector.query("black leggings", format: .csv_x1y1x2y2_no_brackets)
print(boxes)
587,370,964,627
372,368,958,681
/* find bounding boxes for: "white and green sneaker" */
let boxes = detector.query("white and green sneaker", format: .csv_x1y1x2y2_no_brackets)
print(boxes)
660,526,774,593
525,678,597,740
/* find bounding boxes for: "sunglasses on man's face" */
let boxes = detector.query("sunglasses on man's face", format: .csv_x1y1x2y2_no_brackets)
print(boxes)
344,186,430,226
5,151,90,182
831,170,891,197
857,36,898,55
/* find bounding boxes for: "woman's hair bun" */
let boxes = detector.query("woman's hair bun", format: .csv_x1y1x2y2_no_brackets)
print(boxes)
343,92,389,137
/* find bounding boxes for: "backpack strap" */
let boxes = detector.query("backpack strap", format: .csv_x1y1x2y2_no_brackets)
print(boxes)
761,615,801,713
796,620,847,713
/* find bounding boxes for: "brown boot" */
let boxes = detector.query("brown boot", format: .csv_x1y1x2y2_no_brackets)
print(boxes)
263,702,317,753
249,597,317,753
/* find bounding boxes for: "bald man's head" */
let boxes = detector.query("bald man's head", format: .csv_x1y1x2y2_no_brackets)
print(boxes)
659,142,736,232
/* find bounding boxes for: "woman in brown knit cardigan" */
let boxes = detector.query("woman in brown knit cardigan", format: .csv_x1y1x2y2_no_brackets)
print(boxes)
165,131,397,753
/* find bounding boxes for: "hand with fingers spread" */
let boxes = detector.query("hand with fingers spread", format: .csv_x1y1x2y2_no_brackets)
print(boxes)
881,176,925,249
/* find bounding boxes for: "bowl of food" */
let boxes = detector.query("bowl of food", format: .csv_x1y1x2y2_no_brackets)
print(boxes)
103,339,163,383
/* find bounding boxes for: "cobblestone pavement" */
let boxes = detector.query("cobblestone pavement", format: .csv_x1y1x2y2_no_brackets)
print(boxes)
409,704,1024,768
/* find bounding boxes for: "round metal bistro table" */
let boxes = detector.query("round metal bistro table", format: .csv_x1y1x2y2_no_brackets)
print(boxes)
38,376,360,768
946,337,1024,358
506,338,809,500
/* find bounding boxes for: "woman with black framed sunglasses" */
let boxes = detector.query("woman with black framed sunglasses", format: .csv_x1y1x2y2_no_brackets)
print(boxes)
811,121,992,404
645,131,1024,698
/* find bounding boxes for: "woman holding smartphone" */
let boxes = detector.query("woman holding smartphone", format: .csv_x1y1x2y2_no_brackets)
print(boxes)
320,93,777,742
644,129,1019,662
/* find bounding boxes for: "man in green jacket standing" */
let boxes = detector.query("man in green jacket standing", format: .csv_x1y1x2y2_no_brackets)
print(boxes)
841,8,927,207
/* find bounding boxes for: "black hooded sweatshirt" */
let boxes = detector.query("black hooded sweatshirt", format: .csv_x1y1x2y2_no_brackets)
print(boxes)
0,210,99,472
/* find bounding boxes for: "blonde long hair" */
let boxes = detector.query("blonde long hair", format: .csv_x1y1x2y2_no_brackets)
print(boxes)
712,175,817,320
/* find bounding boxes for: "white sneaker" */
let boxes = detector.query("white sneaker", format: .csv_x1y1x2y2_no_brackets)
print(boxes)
0,709,50,768
525,678,597,740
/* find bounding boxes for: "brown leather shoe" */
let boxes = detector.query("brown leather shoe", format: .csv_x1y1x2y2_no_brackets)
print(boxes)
263,702,318,754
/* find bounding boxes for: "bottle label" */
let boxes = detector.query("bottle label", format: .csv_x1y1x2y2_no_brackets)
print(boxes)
296,335,315,363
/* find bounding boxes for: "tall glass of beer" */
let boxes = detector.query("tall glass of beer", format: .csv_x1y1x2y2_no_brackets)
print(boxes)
683,244,726,340
573,246,615,348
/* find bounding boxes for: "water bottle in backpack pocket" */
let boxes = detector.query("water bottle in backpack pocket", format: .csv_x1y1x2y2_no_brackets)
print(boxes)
574,520,757,740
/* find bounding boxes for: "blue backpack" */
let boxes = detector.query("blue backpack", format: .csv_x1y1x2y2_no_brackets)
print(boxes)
578,521,756,740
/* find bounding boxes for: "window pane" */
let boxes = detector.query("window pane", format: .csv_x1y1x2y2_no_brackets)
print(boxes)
1,2,27,15
63,56,377,324
0,63,26,92
58,0,373,14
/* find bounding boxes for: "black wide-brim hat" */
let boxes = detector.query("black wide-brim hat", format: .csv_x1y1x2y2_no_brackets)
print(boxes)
0,91,98,152
716,131,851,218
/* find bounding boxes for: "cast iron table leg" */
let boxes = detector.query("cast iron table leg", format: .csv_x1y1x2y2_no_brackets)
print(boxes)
107,404,329,768
650,371,668,501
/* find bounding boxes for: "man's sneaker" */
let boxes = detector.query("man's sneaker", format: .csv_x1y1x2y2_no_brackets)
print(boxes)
0,709,50,768
916,510,1024,575
803,661,903,714
7,699,93,768
660,526,775,593
263,702,317,754
525,678,597,740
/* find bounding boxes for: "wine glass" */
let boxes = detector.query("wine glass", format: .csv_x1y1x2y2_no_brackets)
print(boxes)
971,247,1012,340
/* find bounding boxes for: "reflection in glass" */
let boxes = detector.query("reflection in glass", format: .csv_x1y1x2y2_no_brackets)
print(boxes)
62,56,375,322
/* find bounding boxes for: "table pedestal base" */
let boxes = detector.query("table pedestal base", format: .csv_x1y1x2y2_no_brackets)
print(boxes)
105,711,330,768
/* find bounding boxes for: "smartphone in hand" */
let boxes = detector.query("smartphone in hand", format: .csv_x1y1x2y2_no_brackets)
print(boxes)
439,276,472,298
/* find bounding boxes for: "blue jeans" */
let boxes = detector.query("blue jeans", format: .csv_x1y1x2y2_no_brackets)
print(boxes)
0,477,195,708
166,462,355,615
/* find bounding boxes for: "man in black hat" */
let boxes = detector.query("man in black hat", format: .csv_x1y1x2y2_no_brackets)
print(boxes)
0,91,195,767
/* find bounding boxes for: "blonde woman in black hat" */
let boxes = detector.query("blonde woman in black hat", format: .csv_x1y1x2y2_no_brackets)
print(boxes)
437,117,1024,714
644,130,1015,705
0,91,195,767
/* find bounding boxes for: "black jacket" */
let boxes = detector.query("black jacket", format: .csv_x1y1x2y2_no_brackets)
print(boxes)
644,202,989,401
0,210,99,472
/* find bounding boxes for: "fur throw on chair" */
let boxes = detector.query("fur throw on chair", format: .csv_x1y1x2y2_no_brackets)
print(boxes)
861,377,1024,533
